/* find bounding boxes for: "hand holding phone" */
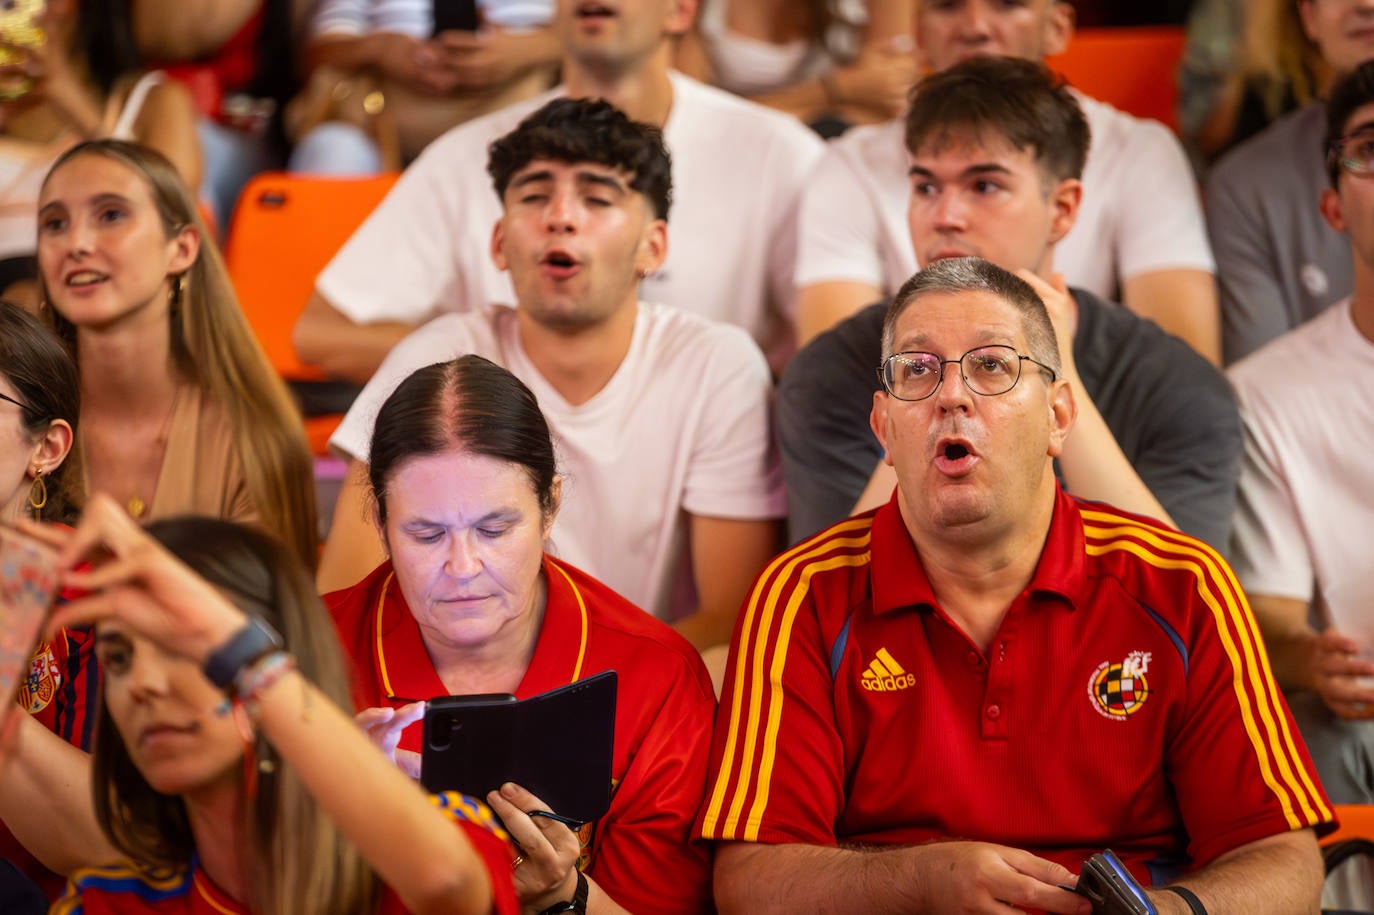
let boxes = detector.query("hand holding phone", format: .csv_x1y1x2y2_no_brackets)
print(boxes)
433,0,480,35
1075,849,1158,915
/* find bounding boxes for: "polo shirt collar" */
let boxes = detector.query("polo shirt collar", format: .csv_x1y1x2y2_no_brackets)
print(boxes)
375,556,588,701
869,484,1086,616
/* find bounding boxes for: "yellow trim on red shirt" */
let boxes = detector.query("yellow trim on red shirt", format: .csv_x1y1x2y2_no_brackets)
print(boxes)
547,559,590,682
192,871,244,915
1081,508,1332,829
374,571,398,697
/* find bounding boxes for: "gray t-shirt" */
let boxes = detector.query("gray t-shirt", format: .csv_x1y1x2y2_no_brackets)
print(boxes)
1205,100,1353,364
777,288,1242,550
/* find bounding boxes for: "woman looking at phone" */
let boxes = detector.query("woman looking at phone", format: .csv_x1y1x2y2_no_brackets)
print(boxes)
30,505,517,915
35,139,317,567
327,356,716,915
0,300,97,905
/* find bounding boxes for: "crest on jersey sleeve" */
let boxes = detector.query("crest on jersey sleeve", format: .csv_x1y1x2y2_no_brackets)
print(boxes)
19,641,61,713
1087,650,1152,720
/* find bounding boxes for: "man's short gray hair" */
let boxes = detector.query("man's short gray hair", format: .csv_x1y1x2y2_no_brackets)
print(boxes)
880,258,1062,377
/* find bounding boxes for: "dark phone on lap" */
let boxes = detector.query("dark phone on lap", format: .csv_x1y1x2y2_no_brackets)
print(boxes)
1076,849,1158,915
433,0,480,34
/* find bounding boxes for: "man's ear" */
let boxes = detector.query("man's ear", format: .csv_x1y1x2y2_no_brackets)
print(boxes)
1043,1,1075,58
1048,178,1083,245
1045,378,1077,459
869,391,895,467
1320,186,1348,234
635,219,668,279
490,219,509,272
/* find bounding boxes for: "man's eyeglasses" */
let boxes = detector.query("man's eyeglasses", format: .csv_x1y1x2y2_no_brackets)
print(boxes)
877,344,1057,402
1328,130,1374,177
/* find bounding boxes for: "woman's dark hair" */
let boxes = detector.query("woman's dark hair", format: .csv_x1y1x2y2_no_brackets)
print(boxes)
368,356,558,525
91,517,378,914
74,0,145,98
0,301,82,522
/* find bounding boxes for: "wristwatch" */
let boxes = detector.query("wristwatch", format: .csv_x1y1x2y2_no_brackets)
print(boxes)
535,871,588,915
203,616,283,690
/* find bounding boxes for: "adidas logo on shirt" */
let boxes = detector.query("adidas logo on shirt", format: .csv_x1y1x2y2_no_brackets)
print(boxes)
861,648,915,692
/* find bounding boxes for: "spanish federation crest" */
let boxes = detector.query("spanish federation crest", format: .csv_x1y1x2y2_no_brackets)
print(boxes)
1088,650,1152,720
19,641,61,713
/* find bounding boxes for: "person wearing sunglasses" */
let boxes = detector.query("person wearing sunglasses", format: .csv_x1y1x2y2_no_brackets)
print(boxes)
1228,59,1374,805
703,254,1331,914
776,57,1240,553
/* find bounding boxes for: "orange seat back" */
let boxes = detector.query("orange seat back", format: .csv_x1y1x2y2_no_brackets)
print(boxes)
1045,26,1186,131
224,171,401,382
1324,804,1374,846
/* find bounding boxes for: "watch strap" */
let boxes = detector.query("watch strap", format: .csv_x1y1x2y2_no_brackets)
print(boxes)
1161,885,1207,915
203,617,283,690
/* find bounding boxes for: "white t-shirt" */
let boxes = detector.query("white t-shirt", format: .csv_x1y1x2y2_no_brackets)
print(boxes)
315,71,825,366
793,91,1215,300
332,302,787,621
1228,299,1374,638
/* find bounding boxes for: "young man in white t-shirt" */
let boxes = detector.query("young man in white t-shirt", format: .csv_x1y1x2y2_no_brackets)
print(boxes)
293,0,823,381
1229,62,1374,803
794,0,1219,364
320,97,785,653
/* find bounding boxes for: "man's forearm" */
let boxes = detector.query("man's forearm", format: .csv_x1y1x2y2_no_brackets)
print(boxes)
293,294,414,384
1151,830,1322,915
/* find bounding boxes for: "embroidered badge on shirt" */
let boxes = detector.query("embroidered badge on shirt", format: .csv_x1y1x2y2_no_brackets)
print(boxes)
861,647,915,692
1088,650,1152,720
19,640,61,713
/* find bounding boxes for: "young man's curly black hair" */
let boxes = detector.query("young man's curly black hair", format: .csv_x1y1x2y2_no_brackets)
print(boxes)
487,97,674,220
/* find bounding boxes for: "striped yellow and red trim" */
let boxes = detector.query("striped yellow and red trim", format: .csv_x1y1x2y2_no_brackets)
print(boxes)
1080,506,1331,829
702,518,873,841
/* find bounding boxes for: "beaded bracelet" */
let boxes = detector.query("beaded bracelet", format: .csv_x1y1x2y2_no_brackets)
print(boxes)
235,651,297,707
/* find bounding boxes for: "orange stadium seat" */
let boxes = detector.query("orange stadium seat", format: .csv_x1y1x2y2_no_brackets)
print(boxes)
1044,26,1186,131
224,171,400,455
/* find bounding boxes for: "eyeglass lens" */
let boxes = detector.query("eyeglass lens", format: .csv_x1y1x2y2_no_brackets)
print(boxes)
883,345,1024,401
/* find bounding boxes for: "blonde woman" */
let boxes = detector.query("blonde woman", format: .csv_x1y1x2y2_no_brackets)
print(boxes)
35,139,317,566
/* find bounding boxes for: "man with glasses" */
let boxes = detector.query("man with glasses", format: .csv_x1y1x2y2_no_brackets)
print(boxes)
701,255,1331,914
1205,0,1374,364
1228,60,1374,803
777,57,1239,550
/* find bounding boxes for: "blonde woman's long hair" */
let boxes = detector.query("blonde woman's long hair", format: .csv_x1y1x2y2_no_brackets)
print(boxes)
1240,0,1329,119
39,140,318,567
93,518,377,914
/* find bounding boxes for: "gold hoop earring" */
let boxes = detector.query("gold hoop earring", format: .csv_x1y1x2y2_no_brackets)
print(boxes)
28,471,47,516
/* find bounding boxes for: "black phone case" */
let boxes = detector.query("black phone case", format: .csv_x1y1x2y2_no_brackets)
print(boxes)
420,670,617,824
433,0,480,34
1077,849,1158,915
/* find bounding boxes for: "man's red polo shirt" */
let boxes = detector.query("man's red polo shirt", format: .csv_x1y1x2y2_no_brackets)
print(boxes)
700,487,1332,881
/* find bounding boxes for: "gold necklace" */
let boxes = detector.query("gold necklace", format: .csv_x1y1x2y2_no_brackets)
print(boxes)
127,386,184,520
